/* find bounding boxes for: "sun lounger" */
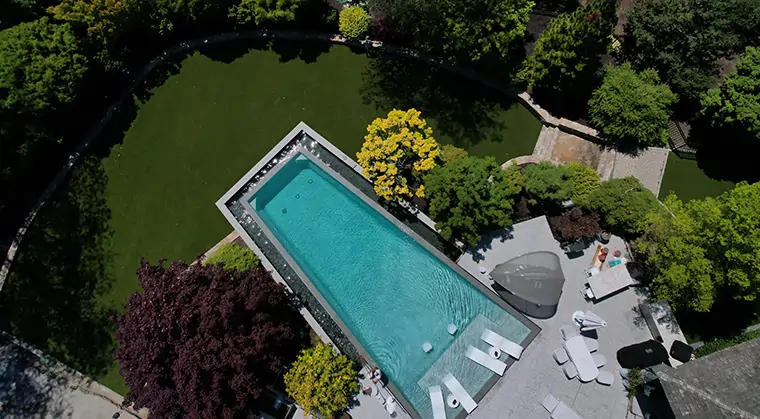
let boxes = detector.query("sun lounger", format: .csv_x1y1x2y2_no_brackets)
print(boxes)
429,386,447,419
553,348,569,364
542,394,559,413
442,373,477,413
466,345,507,375
481,329,523,360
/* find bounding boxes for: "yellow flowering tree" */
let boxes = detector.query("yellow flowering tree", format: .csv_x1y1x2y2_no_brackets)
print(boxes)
356,109,440,201
284,343,358,418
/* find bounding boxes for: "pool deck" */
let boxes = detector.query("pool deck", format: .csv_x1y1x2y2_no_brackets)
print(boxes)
457,217,654,418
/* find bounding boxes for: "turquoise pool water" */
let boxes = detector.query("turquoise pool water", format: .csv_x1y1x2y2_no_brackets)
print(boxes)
252,154,531,418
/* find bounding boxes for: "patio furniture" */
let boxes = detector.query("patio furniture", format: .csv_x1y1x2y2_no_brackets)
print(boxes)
429,386,447,419
560,325,578,341
617,340,669,369
466,345,507,375
584,266,600,278
670,340,693,363
584,338,599,353
446,394,459,408
481,329,523,360
563,362,578,379
596,370,614,386
553,348,569,365
592,353,606,367
575,311,607,332
564,336,599,382
385,396,397,415
542,394,559,413
443,373,477,413
551,401,585,419
587,263,634,301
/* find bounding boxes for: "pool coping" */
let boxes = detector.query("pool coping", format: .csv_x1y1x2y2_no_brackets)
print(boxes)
216,122,541,419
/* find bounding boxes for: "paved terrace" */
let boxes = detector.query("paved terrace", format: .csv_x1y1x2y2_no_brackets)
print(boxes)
457,217,653,419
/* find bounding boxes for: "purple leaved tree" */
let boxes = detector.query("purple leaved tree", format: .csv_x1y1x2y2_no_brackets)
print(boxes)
116,260,308,419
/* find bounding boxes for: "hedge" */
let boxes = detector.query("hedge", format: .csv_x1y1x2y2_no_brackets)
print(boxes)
693,329,760,358
202,243,259,272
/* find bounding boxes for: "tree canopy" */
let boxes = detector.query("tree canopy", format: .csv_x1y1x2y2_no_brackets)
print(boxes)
339,6,370,39
116,261,308,419
518,0,617,95
588,63,677,147
566,162,600,204
582,177,660,235
284,343,357,418
701,47,760,140
356,108,440,201
522,161,574,205
424,156,521,246
634,183,760,312
0,18,87,114
548,207,601,243
229,0,301,26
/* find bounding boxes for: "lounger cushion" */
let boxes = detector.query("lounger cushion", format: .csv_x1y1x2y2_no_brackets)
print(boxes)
553,348,569,365
584,337,599,352
560,326,578,341
592,353,606,367
597,370,614,386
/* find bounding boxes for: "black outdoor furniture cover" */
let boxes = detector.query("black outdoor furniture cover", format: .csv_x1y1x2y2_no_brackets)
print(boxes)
617,339,669,368
670,340,694,363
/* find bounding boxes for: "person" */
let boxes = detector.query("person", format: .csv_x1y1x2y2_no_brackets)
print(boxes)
371,367,382,384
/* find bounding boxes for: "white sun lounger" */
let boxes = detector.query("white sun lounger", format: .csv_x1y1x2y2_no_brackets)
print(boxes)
466,345,507,375
429,386,447,419
443,373,477,413
481,329,524,360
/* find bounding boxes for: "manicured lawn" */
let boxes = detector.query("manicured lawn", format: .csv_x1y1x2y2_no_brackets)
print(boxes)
0,44,541,394
659,152,735,201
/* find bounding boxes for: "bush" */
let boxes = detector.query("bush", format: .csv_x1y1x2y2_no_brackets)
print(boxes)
284,343,358,417
339,6,371,39
523,162,573,206
694,329,760,358
203,242,258,272
583,177,660,235
548,207,601,243
566,162,600,203
439,144,468,165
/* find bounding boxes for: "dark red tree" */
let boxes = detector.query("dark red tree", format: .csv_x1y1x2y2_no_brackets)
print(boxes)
116,260,308,419
549,207,602,243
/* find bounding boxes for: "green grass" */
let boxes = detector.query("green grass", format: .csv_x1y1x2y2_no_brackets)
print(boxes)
0,44,541,394
659,152,735,201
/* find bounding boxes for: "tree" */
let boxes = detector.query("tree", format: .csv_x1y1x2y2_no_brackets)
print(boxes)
229,0,301,26
439,144,468,165
415,0,534,62
701,47,760,140
424,156,521,245
549,207,601,243
518,0,617,95
522,162,574,205
356,108,440,201
116,261,308,419
0,18,87,114
202,242,259,272
566,162,600,203
633,194,716,312
339,6,370,39
582,177,660,235
284,343,357,417
588,63,677,147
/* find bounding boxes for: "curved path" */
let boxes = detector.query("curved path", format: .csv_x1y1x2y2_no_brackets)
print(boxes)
0,29,607,288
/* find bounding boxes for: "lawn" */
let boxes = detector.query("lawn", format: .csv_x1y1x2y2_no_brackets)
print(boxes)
0,43,541,394
659,152,735,201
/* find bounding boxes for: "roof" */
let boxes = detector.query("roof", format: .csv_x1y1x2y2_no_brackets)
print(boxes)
490,251,564,306
658,337,760,419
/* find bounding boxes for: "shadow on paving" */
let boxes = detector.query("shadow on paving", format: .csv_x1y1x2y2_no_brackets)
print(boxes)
0,156,117,380
359,54,521,149
0,334,68,417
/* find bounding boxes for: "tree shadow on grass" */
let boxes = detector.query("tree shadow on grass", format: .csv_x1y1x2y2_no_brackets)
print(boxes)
0,155,117,379
360,53,519,149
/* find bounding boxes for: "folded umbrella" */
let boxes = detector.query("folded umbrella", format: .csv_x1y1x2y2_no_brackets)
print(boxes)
579,310,607,331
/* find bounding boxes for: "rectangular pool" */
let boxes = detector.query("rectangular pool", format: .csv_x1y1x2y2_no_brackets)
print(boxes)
244,151,533,418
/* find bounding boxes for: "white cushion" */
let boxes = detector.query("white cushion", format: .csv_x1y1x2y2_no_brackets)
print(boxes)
563,362,578,379
553,348,569,365
597,370,614,386
541,394,559,412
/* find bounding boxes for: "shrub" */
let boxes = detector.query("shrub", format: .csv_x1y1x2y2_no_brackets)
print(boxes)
548,207,601,243
439,144,468,165
284,343,358,417
583,177,660,235
339,6,371,39
203,242,258,272
626,367,644,398
566,162,600,203
523,162,573,205
694,329,760,358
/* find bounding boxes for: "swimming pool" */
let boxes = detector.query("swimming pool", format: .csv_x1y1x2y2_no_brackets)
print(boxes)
243,150,533,418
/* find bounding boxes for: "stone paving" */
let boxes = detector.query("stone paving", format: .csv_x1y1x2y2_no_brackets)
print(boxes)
609,147,670,196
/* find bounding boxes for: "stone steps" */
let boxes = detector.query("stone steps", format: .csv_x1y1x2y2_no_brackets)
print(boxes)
532,126,560,161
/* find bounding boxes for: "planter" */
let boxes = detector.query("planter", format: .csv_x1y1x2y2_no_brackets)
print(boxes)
599,232,611,244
